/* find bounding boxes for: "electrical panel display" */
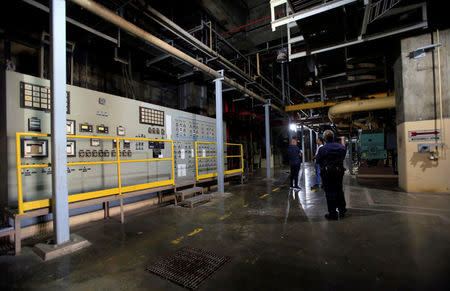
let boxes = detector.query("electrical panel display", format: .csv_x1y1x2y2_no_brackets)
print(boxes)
28,117,41,132
148,141,165,149
97,125,109,134
3,71,226,208
80,123,93,133
90,139,100,147
22,139,48,158
20,82,70,113
117,126,125,136
66,120,76,134
67,141,76,157
140,106,164,126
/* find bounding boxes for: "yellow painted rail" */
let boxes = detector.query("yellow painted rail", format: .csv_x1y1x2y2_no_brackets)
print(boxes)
195,141,244,181
15,132,175,215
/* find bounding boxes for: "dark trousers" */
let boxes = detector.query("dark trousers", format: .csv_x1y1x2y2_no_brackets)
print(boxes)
290,164,300,187
322,168,346,216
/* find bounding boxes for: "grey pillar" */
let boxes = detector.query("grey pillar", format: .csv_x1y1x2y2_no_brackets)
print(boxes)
301,125,305,163
281,62,285,104
320,79,325,102
50,0,70,245
309,128,313,161
348,136,353,174
264,103,271,179
214,74,224,193
286,64,291,103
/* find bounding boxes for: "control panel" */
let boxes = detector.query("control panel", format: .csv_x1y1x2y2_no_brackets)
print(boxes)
2,71,226,206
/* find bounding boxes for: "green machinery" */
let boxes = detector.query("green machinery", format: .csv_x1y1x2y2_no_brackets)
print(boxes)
360,130,386,160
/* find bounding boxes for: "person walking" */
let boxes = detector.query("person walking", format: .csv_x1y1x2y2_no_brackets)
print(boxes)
287,139,302,190
311,137,324,189
316,130,347,220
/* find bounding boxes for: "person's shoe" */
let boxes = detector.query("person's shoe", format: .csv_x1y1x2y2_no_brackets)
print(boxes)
338,209,347,219
324,213,338,220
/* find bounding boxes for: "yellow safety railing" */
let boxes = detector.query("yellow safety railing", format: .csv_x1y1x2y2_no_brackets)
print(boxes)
15,132,175,215
195,141,244,181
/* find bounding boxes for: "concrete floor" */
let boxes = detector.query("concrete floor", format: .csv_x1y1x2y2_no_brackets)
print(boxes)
1,163,449,290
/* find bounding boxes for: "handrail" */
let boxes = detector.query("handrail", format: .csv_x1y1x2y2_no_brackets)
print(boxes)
15,132,175,215
195,141,244,181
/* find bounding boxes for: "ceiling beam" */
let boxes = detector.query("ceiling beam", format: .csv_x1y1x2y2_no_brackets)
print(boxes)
290,20,428,59
271,0,358,31
22,0,118,44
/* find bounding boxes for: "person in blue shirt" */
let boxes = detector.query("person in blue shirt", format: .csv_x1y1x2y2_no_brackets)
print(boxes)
287,139,302,190
317,130,347,220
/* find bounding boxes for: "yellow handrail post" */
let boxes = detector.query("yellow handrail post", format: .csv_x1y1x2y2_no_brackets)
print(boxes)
195,141,199,181
195,141,244,181
171,140,175,185
15,133,24,215
240,144,244,172
116,139,122,195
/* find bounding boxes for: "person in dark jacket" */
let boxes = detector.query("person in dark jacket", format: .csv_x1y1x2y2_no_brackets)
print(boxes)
287,139,302,190
317,130,347,220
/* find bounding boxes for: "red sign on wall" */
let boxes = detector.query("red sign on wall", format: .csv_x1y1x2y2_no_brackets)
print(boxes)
408,129,441,142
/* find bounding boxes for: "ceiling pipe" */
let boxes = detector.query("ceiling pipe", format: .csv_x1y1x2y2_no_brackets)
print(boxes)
136,0,284,105
70,0,284,114
328,96,395,124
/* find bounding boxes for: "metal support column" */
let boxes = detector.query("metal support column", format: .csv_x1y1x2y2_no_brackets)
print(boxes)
50,0,70,245
214,71,225,193
348,136,353,174
301,125,305,163
264,102,271,179
309,128,313,161
320,79,325,102
286,63,291,103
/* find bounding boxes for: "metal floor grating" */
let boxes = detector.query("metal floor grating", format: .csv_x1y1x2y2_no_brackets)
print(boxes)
147,247,230,290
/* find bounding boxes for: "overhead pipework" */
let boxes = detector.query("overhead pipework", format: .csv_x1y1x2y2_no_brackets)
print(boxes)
328,95,396,125
70,0,285,114
135,0,285,108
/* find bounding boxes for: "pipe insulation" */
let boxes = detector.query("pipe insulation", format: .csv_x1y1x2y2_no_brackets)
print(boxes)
70,0,284,114
328,96,396,124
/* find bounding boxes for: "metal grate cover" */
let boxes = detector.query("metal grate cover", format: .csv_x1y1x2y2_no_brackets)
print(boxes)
147,247,230,290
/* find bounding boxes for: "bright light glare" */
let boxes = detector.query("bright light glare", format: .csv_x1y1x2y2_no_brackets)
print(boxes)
289,123,297,131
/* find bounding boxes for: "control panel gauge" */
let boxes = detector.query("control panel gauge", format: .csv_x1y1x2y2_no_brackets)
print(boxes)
97,125,109,134
90,139,100,147
117,126,125,136
22,139,48,158
67,140,76,157
80,123,93,133
66,120,76,134
28,117,41,132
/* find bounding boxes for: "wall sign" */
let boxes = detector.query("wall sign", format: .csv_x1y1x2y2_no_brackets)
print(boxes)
408,130,441,142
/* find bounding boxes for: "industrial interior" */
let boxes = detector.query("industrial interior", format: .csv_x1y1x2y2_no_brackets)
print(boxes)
0,0,449,289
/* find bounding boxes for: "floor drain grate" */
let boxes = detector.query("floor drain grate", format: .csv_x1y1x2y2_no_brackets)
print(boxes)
147,246,230,290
